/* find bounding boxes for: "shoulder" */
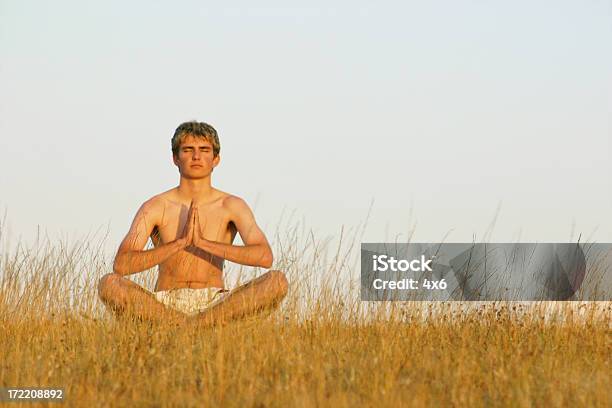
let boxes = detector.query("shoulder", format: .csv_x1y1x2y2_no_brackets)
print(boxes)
220,193,253,216
136,190,174,219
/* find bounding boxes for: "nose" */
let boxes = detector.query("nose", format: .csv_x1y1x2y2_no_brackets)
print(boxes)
193,150,201,160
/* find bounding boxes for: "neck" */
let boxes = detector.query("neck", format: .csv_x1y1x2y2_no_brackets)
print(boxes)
177,175,214,201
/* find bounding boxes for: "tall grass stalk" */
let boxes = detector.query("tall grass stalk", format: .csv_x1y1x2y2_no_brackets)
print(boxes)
0,219,609,407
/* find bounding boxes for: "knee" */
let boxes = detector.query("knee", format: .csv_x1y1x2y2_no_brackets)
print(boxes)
98,273,122,299
267,270,288,296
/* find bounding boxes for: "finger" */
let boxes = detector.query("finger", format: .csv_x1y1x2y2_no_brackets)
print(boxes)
193,202,200,221
195,209,202,237
189,201,195,219
192,203,199,223
188,208,194,231
186,209,194,238
182,216,190,237
184,202,193,233
193,208,199,239
192,209,197,235
184,204,194,238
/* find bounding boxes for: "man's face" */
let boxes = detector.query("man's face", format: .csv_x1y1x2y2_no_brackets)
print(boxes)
173,135,220,179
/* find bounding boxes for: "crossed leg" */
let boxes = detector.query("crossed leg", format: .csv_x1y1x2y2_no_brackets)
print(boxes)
97,271,288,326
194,270,288,328
97,273,189,324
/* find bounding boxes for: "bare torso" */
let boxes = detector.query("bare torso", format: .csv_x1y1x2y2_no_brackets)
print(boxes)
148,188,237,291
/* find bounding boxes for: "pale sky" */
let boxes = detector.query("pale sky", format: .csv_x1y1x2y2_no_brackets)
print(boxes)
1,0,611,257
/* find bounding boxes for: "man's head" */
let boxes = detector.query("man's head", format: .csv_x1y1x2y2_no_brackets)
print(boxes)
172,121,220,157
171,121,221,179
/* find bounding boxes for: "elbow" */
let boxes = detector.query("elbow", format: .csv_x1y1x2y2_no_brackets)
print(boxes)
260,250,274,269
112,256,127,276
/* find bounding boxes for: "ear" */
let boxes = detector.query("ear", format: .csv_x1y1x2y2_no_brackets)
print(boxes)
172,153,179,167
212,154,221,169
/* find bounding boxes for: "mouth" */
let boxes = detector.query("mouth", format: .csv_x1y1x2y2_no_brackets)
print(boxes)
190,164,203,168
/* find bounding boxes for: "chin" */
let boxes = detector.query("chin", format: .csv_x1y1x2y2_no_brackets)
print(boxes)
183,170,210,179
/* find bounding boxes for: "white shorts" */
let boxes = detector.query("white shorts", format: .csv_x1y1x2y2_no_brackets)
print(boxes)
153,287,230,317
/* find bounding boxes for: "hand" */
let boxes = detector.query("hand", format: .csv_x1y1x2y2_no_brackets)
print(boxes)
193,206,209,247
177,201,196,249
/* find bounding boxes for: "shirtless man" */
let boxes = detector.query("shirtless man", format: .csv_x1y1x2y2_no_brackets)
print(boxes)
97,121,288,326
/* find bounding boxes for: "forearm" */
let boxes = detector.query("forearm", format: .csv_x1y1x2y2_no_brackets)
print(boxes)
113,240,184,276
196,240,273,268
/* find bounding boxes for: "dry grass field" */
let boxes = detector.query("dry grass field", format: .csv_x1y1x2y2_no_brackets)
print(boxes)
0,223,610,407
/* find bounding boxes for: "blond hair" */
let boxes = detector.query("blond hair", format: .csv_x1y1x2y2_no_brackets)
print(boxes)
171,121,220,157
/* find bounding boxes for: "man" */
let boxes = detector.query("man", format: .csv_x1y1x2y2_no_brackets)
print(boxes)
98,121,288,326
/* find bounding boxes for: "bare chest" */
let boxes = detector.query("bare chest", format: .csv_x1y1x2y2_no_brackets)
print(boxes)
152,203,237,245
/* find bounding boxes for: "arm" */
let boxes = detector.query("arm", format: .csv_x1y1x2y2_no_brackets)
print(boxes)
193,197,273,268
113,200,195,276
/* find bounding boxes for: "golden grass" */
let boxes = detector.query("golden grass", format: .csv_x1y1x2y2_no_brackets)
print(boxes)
0,222,610,407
